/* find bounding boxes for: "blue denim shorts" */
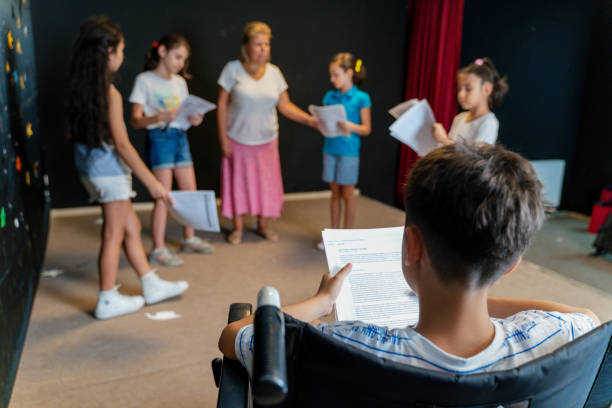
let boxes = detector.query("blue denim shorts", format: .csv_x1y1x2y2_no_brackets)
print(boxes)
322,153,359,185
147,127,193,170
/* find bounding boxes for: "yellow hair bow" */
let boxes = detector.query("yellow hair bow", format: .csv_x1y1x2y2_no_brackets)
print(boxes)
355,59,362,73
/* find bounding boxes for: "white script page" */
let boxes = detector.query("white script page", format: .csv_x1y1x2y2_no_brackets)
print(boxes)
322,227,419,329
168,190,220,232
308,104,350,137
389,99,440,157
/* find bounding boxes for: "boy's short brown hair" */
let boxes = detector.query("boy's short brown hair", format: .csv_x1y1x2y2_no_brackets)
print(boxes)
404,143,545,288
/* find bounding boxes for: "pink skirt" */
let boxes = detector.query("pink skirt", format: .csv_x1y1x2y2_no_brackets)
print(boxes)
221,138,284,219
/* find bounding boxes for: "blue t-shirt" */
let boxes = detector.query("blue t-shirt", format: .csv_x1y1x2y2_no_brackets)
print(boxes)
322,85,371,157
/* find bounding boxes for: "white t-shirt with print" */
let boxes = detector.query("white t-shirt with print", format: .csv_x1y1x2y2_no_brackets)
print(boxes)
129,71,189,130
234,310,595,377
448,111,499,145
217,60,288,146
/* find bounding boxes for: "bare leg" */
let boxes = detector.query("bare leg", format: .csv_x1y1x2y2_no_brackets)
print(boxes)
341,184,356,229
257,216,278,241
329,182,341,229
122,203,153,277
99,200,130,291
233,214,244,232
257,215,267,231
151,168,173,249
227,214,244,244
174,165,197,240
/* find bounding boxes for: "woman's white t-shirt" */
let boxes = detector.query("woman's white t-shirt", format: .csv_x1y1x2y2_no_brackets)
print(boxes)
217,60,288,146
448,112,499,145
129,71,189,130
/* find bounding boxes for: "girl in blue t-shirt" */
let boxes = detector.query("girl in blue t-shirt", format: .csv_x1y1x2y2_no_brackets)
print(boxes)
318,53,372,250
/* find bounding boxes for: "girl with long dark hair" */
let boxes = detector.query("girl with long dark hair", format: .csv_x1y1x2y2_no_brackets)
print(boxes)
66,17,188,319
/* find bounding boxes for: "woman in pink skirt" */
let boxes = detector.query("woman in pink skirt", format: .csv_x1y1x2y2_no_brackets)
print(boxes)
217,21,317,244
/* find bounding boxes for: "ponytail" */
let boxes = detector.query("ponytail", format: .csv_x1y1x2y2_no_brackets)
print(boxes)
460,57,508,108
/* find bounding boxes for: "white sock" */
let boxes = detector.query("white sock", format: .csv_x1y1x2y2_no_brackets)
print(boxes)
141,270,189,305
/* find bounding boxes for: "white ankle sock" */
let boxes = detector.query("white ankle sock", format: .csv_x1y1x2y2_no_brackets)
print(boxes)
95,285,145,320
141,270,189,305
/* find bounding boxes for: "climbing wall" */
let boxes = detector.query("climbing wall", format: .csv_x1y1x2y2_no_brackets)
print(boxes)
0,0,49,405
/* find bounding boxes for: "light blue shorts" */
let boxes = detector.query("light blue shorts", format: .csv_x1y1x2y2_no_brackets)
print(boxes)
80,174,136,203
322,153,359,185
147,127,193,170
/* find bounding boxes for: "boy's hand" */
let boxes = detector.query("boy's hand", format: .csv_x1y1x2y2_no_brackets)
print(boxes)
188,113,204,126
315,263,352,315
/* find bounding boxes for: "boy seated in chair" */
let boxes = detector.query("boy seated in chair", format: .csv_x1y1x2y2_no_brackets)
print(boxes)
219,143,600,375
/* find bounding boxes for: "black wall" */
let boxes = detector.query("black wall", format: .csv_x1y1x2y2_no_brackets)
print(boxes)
461,0,612,214
31,0,407,209
0,0,50,405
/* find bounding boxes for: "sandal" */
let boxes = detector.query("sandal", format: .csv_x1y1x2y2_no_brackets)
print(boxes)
227,229,243,245
256,228,279,242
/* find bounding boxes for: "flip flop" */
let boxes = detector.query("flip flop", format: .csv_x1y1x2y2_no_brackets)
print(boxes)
256,228,279,241
227,229,243,245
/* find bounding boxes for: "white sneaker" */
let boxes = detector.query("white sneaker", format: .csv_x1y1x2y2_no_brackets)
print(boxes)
149,247,184,267
181,236,215,254
141,270,189,305
94,285,145,320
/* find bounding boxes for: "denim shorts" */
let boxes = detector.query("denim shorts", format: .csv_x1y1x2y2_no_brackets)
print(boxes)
322,153,359,185
147,127,193,170
80,174,136,203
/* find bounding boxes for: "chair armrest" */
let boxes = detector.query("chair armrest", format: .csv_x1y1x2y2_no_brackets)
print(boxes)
228,302,253,324
215,303,253,408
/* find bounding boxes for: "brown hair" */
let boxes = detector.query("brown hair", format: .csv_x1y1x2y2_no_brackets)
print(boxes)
330,52,366,85
460,57,508,108
404,143,544,288
240,21,272,63
144,34,192,78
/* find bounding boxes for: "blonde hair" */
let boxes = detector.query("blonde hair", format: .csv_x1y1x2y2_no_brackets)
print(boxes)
330,52,366,85
240,21,272,63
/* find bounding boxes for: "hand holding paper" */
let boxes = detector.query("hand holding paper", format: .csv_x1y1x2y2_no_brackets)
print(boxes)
388,99,442,157
316,263,353,315
322,227,419,329
187,113,204,126
174,95,216,130
309,104,350,137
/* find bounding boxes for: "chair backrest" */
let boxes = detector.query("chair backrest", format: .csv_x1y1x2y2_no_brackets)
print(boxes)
265,315,612,408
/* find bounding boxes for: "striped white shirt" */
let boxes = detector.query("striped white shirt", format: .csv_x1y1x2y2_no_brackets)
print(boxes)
235,310,595,376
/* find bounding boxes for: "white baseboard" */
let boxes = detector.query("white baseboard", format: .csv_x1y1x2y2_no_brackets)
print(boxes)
50,189,360,218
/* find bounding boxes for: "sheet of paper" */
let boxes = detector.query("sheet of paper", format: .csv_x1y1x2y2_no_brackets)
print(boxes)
308,104,350,138
388,99,441,157
174,95,216,130
322,227,419,329
167,190,220,232
388,98,419,119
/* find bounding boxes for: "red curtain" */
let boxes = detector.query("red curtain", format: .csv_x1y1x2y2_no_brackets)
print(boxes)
396,0,465,202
